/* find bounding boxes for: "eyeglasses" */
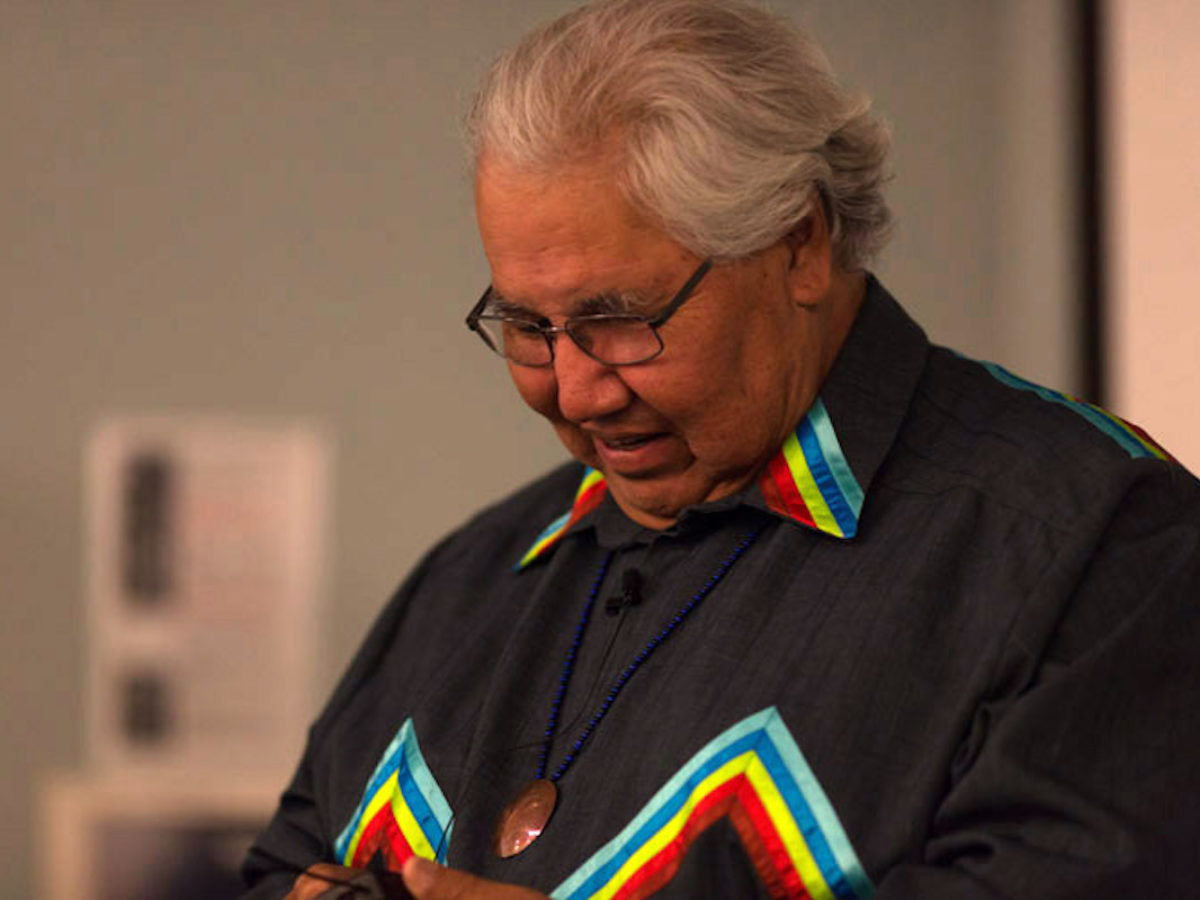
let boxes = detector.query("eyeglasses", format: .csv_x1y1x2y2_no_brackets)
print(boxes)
465,258,712,367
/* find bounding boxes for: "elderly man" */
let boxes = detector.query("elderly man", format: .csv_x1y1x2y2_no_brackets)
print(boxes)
242,1,1200,898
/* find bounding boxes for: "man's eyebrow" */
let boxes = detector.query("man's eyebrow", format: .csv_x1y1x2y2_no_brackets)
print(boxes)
484,291,540,318
486,288,653,318
574,290,648,316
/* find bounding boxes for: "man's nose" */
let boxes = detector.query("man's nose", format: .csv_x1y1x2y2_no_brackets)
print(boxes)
552,333,632,423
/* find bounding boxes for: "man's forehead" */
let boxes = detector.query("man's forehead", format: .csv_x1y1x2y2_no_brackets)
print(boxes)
475,156,697,314
477,161,665,251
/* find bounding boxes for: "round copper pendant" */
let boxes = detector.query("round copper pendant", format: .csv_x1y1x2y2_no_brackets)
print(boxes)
492,778,558,858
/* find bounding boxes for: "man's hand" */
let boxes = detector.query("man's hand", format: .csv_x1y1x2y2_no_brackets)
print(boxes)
283,863,363,899
282,859,548,900
402,857,549,900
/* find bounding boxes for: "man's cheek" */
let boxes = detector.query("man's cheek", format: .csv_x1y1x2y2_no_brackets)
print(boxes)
553,423,601,466
510,369,557,416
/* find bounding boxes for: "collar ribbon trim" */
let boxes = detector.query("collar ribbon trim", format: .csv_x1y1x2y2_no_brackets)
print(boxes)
516,397,863,570
515,467,608,570
758,397,863,538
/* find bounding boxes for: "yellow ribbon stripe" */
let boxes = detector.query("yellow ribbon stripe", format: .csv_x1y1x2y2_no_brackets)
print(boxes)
744,754,836,900
590,753,750,900
341,771,398,864
340,769,438,865
585,749,837,900
392,786,438,860
779,432,842,537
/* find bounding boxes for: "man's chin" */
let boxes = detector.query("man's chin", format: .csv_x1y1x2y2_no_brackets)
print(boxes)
605,475,691,530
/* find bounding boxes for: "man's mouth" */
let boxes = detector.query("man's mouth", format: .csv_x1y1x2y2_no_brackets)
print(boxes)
596,433,664,451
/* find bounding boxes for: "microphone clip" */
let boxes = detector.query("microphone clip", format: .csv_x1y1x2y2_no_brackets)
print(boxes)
605,569,644,616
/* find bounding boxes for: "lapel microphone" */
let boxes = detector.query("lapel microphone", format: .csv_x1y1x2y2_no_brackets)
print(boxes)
605,569,644,616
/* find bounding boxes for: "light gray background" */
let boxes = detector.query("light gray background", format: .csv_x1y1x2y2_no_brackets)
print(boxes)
1,2,1076,895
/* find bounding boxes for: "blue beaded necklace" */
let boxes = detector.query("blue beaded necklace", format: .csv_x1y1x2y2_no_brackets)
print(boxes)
492,523,765,858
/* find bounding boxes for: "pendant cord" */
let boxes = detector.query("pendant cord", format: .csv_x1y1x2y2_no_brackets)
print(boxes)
535,523,764,783
535,550,614,780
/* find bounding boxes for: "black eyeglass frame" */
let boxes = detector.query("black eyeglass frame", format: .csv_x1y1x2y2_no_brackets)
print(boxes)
465,258,713,367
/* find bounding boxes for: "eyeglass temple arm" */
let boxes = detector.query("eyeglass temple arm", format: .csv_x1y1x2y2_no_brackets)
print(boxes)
465,287,492,329
647,258,713,328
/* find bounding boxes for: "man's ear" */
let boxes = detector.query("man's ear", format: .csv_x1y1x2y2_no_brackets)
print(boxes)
785,200,834,308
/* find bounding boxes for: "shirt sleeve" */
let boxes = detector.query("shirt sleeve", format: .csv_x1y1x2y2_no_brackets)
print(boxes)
238,536,452,899
873,462,1200,899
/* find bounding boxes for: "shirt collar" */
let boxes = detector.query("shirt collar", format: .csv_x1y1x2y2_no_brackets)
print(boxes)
515,275,929,570
515,467,607,570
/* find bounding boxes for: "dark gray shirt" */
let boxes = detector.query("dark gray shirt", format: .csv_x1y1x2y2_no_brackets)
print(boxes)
243,278,1200,899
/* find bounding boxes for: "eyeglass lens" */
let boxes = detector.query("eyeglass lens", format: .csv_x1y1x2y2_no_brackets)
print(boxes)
481,316,664,366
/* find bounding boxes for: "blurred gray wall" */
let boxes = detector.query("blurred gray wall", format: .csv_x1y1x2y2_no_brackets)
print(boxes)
0,2,1077,895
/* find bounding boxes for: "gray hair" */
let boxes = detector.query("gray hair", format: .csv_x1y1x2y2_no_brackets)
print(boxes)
465,0,893,269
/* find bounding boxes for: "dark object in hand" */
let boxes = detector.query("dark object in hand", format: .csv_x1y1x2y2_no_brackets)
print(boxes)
315,868,415,900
